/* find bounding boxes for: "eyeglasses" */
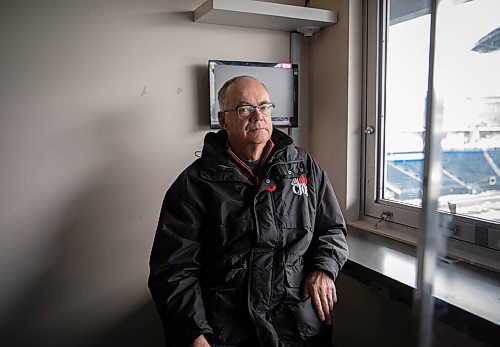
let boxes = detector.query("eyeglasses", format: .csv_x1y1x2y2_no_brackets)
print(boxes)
222,103,275,118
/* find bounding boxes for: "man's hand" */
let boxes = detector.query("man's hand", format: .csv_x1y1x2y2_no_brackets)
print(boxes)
190,335,211,347
303,270,337,326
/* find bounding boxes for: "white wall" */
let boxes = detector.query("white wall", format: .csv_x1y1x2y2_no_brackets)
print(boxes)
0,1,291,345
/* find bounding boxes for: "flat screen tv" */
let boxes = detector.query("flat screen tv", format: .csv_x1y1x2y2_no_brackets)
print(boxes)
208,60,299,129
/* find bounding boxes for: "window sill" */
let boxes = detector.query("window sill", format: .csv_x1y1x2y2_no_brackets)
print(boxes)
348,218,500,272
344,222,500,344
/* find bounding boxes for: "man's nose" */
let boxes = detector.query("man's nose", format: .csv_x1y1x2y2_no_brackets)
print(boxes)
249,108,265,121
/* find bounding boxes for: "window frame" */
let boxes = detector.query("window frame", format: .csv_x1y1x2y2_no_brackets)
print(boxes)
361,0,500,255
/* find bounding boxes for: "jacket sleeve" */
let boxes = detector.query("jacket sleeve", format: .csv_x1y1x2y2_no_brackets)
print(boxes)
307,160,349,281
148,174,213,346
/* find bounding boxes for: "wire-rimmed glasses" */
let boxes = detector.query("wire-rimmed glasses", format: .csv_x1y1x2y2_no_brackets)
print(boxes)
222,103,275,118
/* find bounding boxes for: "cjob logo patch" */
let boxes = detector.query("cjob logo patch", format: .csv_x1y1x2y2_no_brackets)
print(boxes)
291,175,308,196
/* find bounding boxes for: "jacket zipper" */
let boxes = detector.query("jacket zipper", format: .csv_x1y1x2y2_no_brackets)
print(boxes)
248,213,265,346
268,187,282,313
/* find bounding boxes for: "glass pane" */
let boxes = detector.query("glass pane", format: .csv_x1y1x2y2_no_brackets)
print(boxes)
383,0,430,206
383,0,500,223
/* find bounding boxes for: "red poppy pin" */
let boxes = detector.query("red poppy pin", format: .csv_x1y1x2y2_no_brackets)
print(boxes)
266,185,277,192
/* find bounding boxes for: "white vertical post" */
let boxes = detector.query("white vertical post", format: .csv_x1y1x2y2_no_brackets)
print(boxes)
413,0,445,346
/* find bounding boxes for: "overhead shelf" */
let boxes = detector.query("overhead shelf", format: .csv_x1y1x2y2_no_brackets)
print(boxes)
193,0,337,33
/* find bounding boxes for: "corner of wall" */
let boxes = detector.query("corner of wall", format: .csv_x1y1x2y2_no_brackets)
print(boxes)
308,0,362,221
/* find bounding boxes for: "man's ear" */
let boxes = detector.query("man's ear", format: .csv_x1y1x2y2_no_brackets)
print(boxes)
218,111,226,129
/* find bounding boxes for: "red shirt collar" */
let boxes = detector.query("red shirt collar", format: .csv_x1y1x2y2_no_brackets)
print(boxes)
226,140,275,184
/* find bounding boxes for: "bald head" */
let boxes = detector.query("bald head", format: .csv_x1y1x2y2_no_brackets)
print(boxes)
218,76,268,111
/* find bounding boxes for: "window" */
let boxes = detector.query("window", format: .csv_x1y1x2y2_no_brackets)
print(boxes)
363,0,500,253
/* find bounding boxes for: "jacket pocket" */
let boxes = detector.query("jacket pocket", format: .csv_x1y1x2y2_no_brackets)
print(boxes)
204,287,253,343
289,297,324,340
285,257,304,288
272,297,324,341
204,287,236,340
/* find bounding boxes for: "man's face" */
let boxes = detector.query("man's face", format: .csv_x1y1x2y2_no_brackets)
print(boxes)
218,77,273,150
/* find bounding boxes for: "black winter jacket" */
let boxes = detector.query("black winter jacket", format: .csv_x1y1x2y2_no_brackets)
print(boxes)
148,129,348,347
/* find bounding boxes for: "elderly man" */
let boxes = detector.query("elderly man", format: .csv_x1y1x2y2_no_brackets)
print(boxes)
148,76,348,347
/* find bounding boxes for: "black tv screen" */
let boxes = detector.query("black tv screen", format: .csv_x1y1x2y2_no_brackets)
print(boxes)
208,60,299,129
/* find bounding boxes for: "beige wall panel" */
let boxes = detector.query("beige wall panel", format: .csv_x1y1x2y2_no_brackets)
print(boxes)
0,1,290,345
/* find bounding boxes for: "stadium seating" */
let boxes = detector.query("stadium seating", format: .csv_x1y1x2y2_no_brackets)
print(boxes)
386,149,500,201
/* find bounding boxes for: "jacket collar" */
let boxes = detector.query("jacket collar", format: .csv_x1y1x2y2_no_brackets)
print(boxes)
226,140,275,184
200,129,294,182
